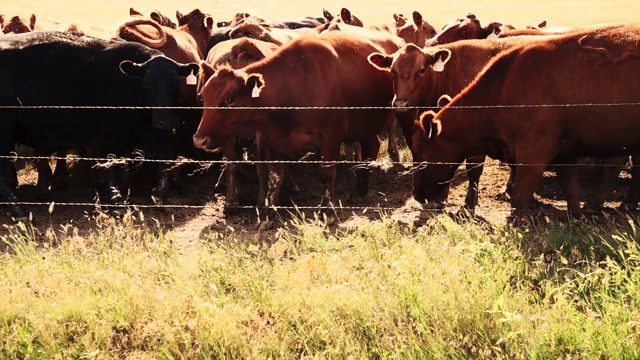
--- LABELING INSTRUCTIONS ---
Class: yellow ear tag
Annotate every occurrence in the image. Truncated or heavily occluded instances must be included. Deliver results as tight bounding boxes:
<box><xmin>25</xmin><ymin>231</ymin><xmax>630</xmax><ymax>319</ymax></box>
<box><xmin>186</xmin><ymin>70</ymin><xmax>197</xmax><ymax>86</ymax></box>
<box><xmin>251</xmin><ymin>82</ymin><xmax>261</xmax><ymax>98</ymax></box>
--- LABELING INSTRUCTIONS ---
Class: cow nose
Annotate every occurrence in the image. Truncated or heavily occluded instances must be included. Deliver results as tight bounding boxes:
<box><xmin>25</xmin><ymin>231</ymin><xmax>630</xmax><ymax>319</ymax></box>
<box><xmin>393</xmin><ymin>99</ymin><xmax>410</xmax><ymax>111</ymax></box>
<box><xmin>193</xmin><ymin>134</ymin><xmax>210</xmax><ymax>149</ymax></box>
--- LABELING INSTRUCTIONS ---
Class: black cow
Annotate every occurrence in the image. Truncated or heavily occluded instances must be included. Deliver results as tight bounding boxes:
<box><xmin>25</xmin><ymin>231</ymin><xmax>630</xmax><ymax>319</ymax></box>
<box><xmin>0</xmin><ymin>31</ymin><xmax>199</xmax><ymax>219</ymax></box>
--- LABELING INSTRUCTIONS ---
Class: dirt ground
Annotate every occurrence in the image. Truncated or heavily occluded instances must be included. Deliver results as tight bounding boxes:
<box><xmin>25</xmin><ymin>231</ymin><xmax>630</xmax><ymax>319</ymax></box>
<box><xmin>2</xmin><ymin>132</ymin><xmax>636</xmax><ymax>246</ymax></box>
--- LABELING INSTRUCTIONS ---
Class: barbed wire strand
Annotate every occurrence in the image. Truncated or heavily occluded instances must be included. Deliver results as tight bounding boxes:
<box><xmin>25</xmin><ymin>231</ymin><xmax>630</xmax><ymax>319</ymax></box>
<box><xmin>2</xmin><ymin>103</ymin><xmax>640</xmax><ymax>110</ymax></box>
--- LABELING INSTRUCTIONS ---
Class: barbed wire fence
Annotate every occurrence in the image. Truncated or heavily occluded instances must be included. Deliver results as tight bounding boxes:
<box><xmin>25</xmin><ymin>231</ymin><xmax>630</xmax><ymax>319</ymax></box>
<box><xmin>0</xmin><ymin>103</ymin><xmax>638</xmax><ymax>216</ymax></box>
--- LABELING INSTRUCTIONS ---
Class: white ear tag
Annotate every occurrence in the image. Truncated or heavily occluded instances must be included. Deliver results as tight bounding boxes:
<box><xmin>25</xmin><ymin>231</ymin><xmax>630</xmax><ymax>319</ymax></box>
<box><xmin>251</xmin><ymin>83</ymin><xmax>261</xmax><ymax>98</ymax></box>
<box><xmin>186</xmin><ymin>70</ymin><xmax>197</xmax><ymax>86</ymax></box>
<box><xmin>431</xmin><ymin>57</ymin><xmax>445</xmax><ymax>72</ymax></box>
<box><xmin>487</xmin><ymin>28</ymin><xmax>500</xmax><ymax>39</ymax></box>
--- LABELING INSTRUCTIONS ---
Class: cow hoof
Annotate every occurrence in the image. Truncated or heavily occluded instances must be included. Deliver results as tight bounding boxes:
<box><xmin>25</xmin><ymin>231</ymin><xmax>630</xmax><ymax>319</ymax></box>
<box><xmin>257</xmin><ymin>219</ymin><xmax>275</xmax><ymax>231</ymax></box>
<box><xmin>495</xmin><ymin>192</ymin><xmax>511</xmax><ymax>202</ymax></box>
<box><xmin>151</xmin><ymin>195</ymin><xmax>166</xmax><ymax>213</ymax></box>
<box><xmin>7</xmin><ymin>205</ymin><xmax>28</xmax><ymax>222</ymax></box>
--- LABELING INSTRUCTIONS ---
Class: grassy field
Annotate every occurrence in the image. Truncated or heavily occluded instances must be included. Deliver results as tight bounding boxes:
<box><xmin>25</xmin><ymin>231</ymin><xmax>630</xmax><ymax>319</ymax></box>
<box><xmin>3</xmin><ymin>0</ymin><xmax>640</xmax><ymax>358</ymax></box>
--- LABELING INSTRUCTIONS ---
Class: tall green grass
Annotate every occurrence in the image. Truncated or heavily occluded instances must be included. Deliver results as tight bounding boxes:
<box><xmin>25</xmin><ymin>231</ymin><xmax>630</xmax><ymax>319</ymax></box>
<box><xmin>1</xmin><ymin>212</ymin><xmax>640</xmax><ymax>358</ymax></box>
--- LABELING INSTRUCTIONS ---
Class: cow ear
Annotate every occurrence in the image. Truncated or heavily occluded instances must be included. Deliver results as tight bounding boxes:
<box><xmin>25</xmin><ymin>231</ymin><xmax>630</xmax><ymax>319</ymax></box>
<box><xmin>412</xmin><ymin>11</ymin><xmax>423</xmax><ymax>26</ymax></box>
<box><xmin>537</xmin><ymin>20</ymin><xmax>547</xmax><ymax>28</ymax></box>
<box><xmin>484</xmin><ymin>21</ymin><xmax>503</xmax><ymax>38</ymax></box>
<box><xmin>204</xmin><ymin>16</ymin><xmax>214</xmax><ymax>30</ymax></box>
<box><xmin>340</xmin><ymin>8</ymin><xmax>352</xmax><ymax>24</ymax></box>
<box><xmin>29</xmin><ymin>14</ymin><xmax>36</xmax><ymax>30</ymax></box>
<box><xmin>177</xmin><ymin>62</ymin><xmax>200</xmax><ymax>77</ymax></box>
<box><xmin>119</xmin><ymin>60</ymin><xmax>145</xmax><ymax>77</ymax></box>
<box><xmin>429</xmin><ymin>49</ymin><xmax>451</xmax><ymax>72</ymax></box>
<box><xmin>245</xmin><ymin>73</ymin><xmax>264</xmax><ymax>98</ymax></box>
<box><xmin>322</xmin><ymin>9</ymin><xmax>333</xmax><ymax>22</ymax></box>
<box><xmin>129</xmin><ymin>7</ymin><xmax>143</xmax><ymax>17</ymax></box>
<box><xmin>176</xmin><ymin>11</ymin><xmax>183</xmax><ymax>24</ymax></box>
<box><xmin>368</xmin><ymin>52</ymin><xmax>394</xmax><ymax>71</ymax></box>
<box><xmin>393</xmin><ymin>14</ymin><xmax>406</xmax><ymax>27</ymax></box>
<box><xmin>199</xmin><ymin>60</ymin><xmax>216</xmax><ymax>83</ymax></box>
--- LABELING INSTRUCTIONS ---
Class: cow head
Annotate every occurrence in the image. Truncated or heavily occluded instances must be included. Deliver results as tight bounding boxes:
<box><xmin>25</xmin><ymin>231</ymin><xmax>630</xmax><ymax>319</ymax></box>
<box><xmin>411</xmin><ymin>110</ymin><xmax>457</xmax><ymax>209</ymax></box>
<box><xmin>176</xmin><ymin>9</ymin><xmax>214</xmax><ymax>56</ymax></box>
<box><xmin>393</xmin><ymin>13</ymin><xmax>408</xmax><ymax>28</ymax></box>
<box><xmin>396</xmin><ymin>11</ymin><xmax>437</xmax><ymax>46</ymax></box>
<box><xmin>319</xmin><ymin>8</ymin><xmax>364</xmax><ymax>31</ymax></box>
<box><xmin>150</xmin><ymin>10</ymin><xmax>177</xmax><ymax>29</ymax></box>
<box><xmin>193</xmin><ymin>66</ymin><xmax>265</xmax><ymax>152</ymax></box>
<box><xmin>424</xmin><ymin>13</ymin><xmax>502</xmax><ymax>46</ymax></box>
<box><xmin>218</xmin><ymin>12</ymin><xmax>252</xmax><ymax>28</ymax></box>
<box><xmin>0</xmin><ymin>14</ymin><xmax>36</xmax><ymax>34</ymax></box>
<box><xmin>368</xmin><ymin>44</ymin><xmax>451</xmax><ymax>112</ymax></box>
<box><xmin>120</xmin><ymin>56</ymin><xmax>200</xmax><ymax>130</ymax></box>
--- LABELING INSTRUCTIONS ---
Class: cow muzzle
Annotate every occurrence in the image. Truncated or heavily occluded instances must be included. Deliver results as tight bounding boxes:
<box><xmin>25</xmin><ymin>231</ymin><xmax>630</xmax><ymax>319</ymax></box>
<box><xmin>193</xmin><ymin>134</ymin><xmax>223</xmax><ymax>153</ymax></box>
<box><xmin>393</xmin><ymin>99</ymin><xmax>411</xmax><ymax>112</ymax></box>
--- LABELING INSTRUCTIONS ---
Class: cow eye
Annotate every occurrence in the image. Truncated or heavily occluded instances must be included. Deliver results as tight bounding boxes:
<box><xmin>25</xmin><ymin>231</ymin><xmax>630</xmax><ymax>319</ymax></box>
<box><xmin>418</xmin><ymin>67</ymin><xmax>426</xmax><ymax>75</ymax></box>
<box><xmin>224</xmin><ymin>95</ymin><xmax>236</xmax><ymax>106</ymax></box>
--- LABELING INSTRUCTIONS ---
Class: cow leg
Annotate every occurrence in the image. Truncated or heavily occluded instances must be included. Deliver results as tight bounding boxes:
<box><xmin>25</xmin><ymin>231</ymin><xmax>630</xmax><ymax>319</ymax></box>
<box><xmin>257</xmin><ymin>150</ymin><xmax>286</xmax><ymax>230</ymax></box>
<box><xmin>351</xmin><ymin>136</ymin><xmax>380</xmax><ymax>201</ymax></box>
<box><xmin>316</xmin><ymin>136</ymin><xmax>344</xmax><ymax>225</ymax></box>
<box><xmin>0</xmin><ymin>135</ymin><xmax>26</xmax><ymax>220</ymax></box>
<box><xmin>585</xmin><ymin>156</ymin><xmax>627</xmax><ymax>212</ymax></box>
<box><xmin>385</xmin><ymin>116</ymin><xmax>400</xmax><ymax>163</ymax></box>
<box><xmin>151</xmin><ymin>133</ymin><xmax>175</xmax><ymax>207</ymax></box>
<box><xmin>497</xmin><ymin>165</ymin><xmax>515</xmax><ymax>201</ymax></box>
<box><xmin>623</xmin><ymin>154</ymin><xmax>640</xmax><ymax>210</ymax></box>
<box><xmin>0</xmin><ymin>158</ymin><xmax>26</xmax><ymax>221</ymax></box>
<box><xmin>51</xmin><ymin>150</ymin><xmax>69</xmax><ymax>191</ymax></box>
<box><xmin>255</xmin><ymin>131</ymin><xmax>268</xmax><ymax>207</ymax></box>
<box><xmin>510</xmin><ymin>163</ymin><xmax>548</xmax><ymax>217</ymax></box>
<box><xmin>221</xmin><ymin>138</ymin><xmax>240</xmax><ymax>212</ymax></box>
<box><xmin>463</xmin><ymin>155</ymin><xmax>485</xmax><ymax>212</ymax></box>
<box><xmin>35</xmin><ymin>150</ymin><xmax>53</xmax><ymax>200</ymax></box>
<box><xmin>554</xmin><ymin>161</ymin><xmax>582</xmax><ymax>216</ymax></box>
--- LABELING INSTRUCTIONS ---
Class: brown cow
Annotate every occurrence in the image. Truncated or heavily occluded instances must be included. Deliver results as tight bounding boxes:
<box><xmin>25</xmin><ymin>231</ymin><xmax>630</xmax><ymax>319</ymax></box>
<box><xmin>368</xmin><ymin>36</ymin><xmax>557</xmax><ymax>211</ymax></box>
<box><xmin>411</xmin><ymin>24</ymin><xmax>640</xmax><ymax>216</ymax></box>
<box><xmin>395</xmin><ymin>11</ymin><xmax>437</xmax><ymax>46</ymax></box>
<box><xmin>129</xmin><ymin>7</ymin><xmax>177</xmax><ymax>29</ymax></box>
<box><xmin>176</xmin><ymin>9</ymin><xmax>214</xmax><ymax>59</ymax></box>
<box><xmin>371</xmin><ymin>13</ymin><xmax>408</xmax><ymax>33</ymax></box>
<box><xmin>319</xmin><ymin>8</ymin><xmax>364</xmax><ymax>30</ymax></box>
<box><xmin>0</xmin><ymin>14</ymin><xmax>35</xmax><ymax>34</ymax></box>
<box><xmin>194</xmin><ymin>32</ymin><xmax>396</xmax><ymax>226</ymax></box>
<box><xmin>204</xmin><ymin>38</ymin><xmax>281</xmax><ymax>209</ymax></box>
<box><xmin>424</xmin><ymin>13</ymin><xmax>504</xmax><ymax>46</ymax></box>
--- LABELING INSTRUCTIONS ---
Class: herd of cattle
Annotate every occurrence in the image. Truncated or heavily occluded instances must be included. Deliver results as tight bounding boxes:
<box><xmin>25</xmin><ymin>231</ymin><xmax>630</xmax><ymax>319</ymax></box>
<box><xmin>1</xmin><ymin>7</ymin><xmax>639</xmax><ymax>224</ymax></box>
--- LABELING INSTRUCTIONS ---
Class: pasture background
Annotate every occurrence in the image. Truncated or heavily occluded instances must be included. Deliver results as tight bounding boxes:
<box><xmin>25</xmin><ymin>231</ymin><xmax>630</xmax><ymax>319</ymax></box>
<box><xmin>3</xmin><ymin>1</ymin><xmax>640</xmax><ymax>359</ymax></box>
<box><xmin>6</xmin><ymin>0</ymin><xmax>640</xmax><ymax>30</ymax></box>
